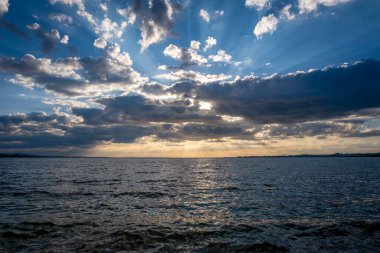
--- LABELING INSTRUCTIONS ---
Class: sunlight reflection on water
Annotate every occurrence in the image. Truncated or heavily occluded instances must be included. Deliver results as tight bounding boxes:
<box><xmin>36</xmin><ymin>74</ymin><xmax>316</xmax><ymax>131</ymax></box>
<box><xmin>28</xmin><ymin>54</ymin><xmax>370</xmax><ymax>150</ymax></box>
<box><xmin>0</xmin><ymin>157</ymin><xmax>380</xmax><ymax>252</ymax></box>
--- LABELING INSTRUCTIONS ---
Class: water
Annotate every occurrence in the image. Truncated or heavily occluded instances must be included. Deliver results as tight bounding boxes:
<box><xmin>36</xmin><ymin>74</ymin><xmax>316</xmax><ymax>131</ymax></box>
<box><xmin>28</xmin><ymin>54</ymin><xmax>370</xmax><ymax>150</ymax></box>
<box><xmin>0</xmin><ymin>157</ymin><xmax>379</xmax><ymax>252</ymax></box>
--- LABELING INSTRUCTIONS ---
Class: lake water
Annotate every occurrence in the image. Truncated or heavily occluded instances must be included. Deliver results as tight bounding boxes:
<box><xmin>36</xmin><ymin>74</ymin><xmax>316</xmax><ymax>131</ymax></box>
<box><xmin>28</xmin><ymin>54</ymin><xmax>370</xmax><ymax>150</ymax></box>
<box><xmin>0</xmin><ymin>157</ymin><xmax>380</xmax><ymax>252</ymax></box>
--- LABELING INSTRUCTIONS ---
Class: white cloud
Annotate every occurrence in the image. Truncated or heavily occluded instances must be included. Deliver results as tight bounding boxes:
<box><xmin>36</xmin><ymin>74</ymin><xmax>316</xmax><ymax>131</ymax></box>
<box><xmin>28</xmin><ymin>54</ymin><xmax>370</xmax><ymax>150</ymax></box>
<box><xmin>156</xmin><ymin>70</ymin><xmax>231</xmax><ymax>83</ymax></box>
<box><xmin>94</xmin><ymin>37</ymin><xmax>107</xmax><ymax>49</ymax></box>
<box><xmin>163</xmin><ymin>42</ymin><xmax>207</xmax><ymax>66</ymax></box>
<box><xmin>117</xmin><ymin>8</ymin><xmax>137</xmax><ymax>24</ymax></box>
<box><xmin>199</xmin><ymin>9</ymin><xmax>224</xmax><ymax>23</ymax></box>
<box><xmin>48</xmin><ymin>0</ymin><xmax>96</xmax><ymax>25</ymax></box>
<box><xmin>253</xmin><ymin>14</ymin><xmax>278</xmax><ymax>39</ymax></box>
<box><xmin>158</xmin><ymin>65</ymin><xmax>168</xmax><ymax>70</ymax></box>
<box><xmin>281</xmin><ymin>4</ymin><xmax>295</xmax><ymax>20</ymax></box>
<box><xmin>139</xmin><ymin>20</ymin><xmax>168</xmax><ymax>52</ymax></box>
<box><xmin>298</xmin><ymin>0</ymin><xmax>350</xmax><ymax>14</ymax></box>
<box><xmin>208</xmin><ymin>50</ymin><xmax>232</xmax><ymax>63</ymax></box>
<box><xmin>27</xmin><ymin>22</ymin><xmax>40</xmax><ymax>30</ymax></box>
<box><xmin>48</xmin><ymin>0</ymin><xmax>84</xmax><ymax>8</ymax></box>
<box><xmin>60</xmin><ymin>35</ymin><xmax>69</xmax><ymax>44</ymax></box>
<box><xmin>99</xmin><ymin>2</ymin><xmax>108</xmax><ymax>12</ymax></box>
<box><xmin>190</xmin><ymin>40</ymin><xmax>201</xmax><ymax>50</ymax></box>
<box><xmin>49</xmin><ymin>13</ymin><xmax>74</xmax><ymax>24</ymax></box>
<box><xmin>163</xmin><ymin>44</ymin><xmax>182</xmax><ymax>59</ymax></box>
<box><xmin>8</xmin><ymin>74</ymin><xmax>36</xmax><ymax>89</ymax></box>
<box><xmin>199</xmin><ymin>9</ymin><xmax>210</xmax><ymax>22</ymax></box>
<box><xmin>203</xmin><ymin>36</ymin><xmax>217</xmax><ymax>51</ymax></box>
<box><xmin>0</xmin><ymin>0</ymin><xmax>9</xmax><ymax>15</ymax></box>
<box><xmin>215</xmin><ymin>10</ymin><xmax>224</xmax><ymax>16</ymax></box>
<box><xmin>76</xmin><ymin>9</ymin><xmax>96</xmax><ymax>25</ymax></box>
<box><xmin>106</xmin><ymin>43</ymin><xmax>133</xmax><ymax>66</ymax></box>
<box><xmin>96</xmin><ymin>17</ymin><xmax>127</xmax><ymax>40</ymax></box>
<box><xmin>245</xmin><ymin>0</ymin><xmax>268</xmax><ymax>10</ymax></box>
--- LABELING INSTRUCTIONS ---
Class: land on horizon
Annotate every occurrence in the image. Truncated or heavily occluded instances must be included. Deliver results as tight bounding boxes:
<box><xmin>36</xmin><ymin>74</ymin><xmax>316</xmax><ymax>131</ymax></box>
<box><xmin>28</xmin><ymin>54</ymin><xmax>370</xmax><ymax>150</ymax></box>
<box><xmin>1</xmin><ymin>152</ymin><xmax>380</xmax><ymax>159</ymax></box>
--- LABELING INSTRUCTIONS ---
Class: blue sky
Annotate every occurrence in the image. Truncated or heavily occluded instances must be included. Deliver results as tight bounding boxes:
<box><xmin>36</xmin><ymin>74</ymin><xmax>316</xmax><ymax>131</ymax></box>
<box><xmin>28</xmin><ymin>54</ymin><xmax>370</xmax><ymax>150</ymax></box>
<box><xmin>0</xmin><ymin>0</ymin><xmax>380</xmax><ymax>157</ymax></box>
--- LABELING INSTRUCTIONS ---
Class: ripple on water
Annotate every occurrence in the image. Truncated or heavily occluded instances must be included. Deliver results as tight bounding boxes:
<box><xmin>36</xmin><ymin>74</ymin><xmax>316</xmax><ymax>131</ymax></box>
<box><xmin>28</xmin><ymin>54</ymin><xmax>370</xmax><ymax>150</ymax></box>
<box><xmin>0</xmin><ymin>157</ymin><xmax>379</xmax><ymax>252</ymax></box>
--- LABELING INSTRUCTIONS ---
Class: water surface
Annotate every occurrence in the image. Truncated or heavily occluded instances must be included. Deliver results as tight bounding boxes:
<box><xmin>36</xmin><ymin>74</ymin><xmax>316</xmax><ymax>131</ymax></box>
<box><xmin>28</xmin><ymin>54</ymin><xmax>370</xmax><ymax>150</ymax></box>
<box><xmin>1</xmin><ymin>157</ymin><xmax>380</xmax><ymax>252</ymax></box>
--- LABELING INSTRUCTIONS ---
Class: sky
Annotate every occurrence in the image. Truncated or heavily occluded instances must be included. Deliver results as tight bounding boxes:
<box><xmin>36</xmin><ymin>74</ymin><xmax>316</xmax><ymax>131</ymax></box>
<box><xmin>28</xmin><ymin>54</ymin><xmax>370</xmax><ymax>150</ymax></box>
<box><xmin>0</xmin><ymin>0</ymin><xmax>380</xmax><ymax>157</ymax></box>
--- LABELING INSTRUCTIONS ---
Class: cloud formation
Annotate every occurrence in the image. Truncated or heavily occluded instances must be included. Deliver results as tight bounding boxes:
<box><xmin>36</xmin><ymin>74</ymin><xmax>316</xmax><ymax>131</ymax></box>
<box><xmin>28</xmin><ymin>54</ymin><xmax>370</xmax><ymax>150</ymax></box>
<box><xmin>298</xmin><ymin>0</ymin><xmax>350</xmax><ymax>14</ymax></box>
<box><xmin>171</xmin><ymin>60</ymin><xmax>380</xmax><ymax>124</ymax></box>
<box><xmin>2</xmin><ymin>60</ymin><xmax>380</xmax><ymax>151</ymax></box>
<box><xmin>204</xmin><ymin>36</ymin><xmax>217</xmax><ymax>51</ymax></box>
<box><xmin>254</xmin><ymin>14</ymin><xmax>278</xmax><ymax>38</ymax></box>
<box><xmin>49</xmin><ymin>13</ymin><xmax>74</xmax><ymax>25</ymax></box>
<box><xmin>0</xmin><ymin>0</ymin><xmax>9</xmax><ymax>16</ymax></box>
<box><xmin>27</xmin><ymin>23</ymin><xmax>65</xmax><ymax>54</ymax></box>
<box><xmin>128</xmin><ymin>0</ymin><xmax>181</xmax><ymax>51</ymax></box>
<box><xmin>208</xmin><ymin>50</ymin><xmax>232</xmax><ymax>63</ymax></box>
<box><xmin>245</xmin><ymin>0</ymin><xmax>269</xmax><ymax>10</ymax></box>
<box><xmin>0</xmin><ymin>49</ymin><xmax>145</xmax><ymax>96</ymax></box>
<box><xmin>163</xmin><ymin>41</ymin><xmax>207</xmax><ymax>67</ymax></box>
<box><xmin>199</xmin><ymin>9</ymin><xmax>210</xmax><ymax>22</ymax></box>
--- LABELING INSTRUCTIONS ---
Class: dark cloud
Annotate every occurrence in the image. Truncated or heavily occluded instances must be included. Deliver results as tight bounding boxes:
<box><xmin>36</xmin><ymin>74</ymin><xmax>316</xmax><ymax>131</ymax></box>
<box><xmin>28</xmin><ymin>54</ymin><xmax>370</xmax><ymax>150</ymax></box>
<box><xmin>0</xmin><ymin>112</ymin><xmax>67</xmax><ymax>129</ymax></box>
<box><xmin>140</xmin><ymin>83</ymin><xmax>166</xmax><ymax>94</ymax></box>
<box><xmin>2</xmin><ymin>60</ymin><xmax>380</xmax><ymax>150</ymax></box>
<box><xmin>0</xmin><ymin>19</ymin><xmax>28</xmax><ymax>38</ymax></box>
<box><xmin>0</xmin><ymin>112</ymin><xmax>156</xmax><ymax>149</ymax></box>
<box><xmin>0</xmin><ymin>54</ymin><xmax>85</xmax><ymax>96</ymax></box>
<box><xmin>168</xmin><ymin>60</ymin><xmax>380</xmax><ymax>124</ymax></box>
<box><xmin>0</xmin><ymin>54</ymin><xmax>143</xmax><ymax>96</ymax></box>
<box><xmin>72</xmin><ymin>94</ymin><xmax>221</xmax><ymax>124</ymax></box>
<box><xmin>128</xmin><ymin>0</ymin><xmax>181</xmax><ymax>50</ymax></box>
<box><xmin>79</xmin><ymin>57</ymin><xmax>136</xmax><ymax>83</ymax></box>
<box><xmin>27</xmin><ymin>23</ymin><xmax>62</xmax><ymax>54</ymax></box>
<box><xmin>178</xmin><ymin>123</ymin><xmax>246</xmax><ymax>140</ymax></box>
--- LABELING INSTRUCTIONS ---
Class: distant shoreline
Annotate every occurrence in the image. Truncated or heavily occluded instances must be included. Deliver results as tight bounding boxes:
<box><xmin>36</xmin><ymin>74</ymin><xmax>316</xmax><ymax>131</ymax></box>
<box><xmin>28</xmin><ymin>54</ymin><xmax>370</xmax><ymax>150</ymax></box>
<box><xmin>1</xmin><ymin>152</ymin><xmax>380</xmax><ymax>158</ymax></box>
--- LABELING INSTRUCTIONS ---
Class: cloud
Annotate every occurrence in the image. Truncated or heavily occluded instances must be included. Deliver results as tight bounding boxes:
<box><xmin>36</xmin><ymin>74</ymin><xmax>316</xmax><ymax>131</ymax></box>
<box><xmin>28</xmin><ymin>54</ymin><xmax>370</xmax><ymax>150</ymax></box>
<box><xmin>203</xmin><ymin>36</ymin><xmax>217</xmax><ymax>51</ymax></box>
<box><xmin>254</xmin><ymin>14</ymin><xmax>278</xmax><ymax>39</ymax></box>
<box><xmin>172</xmin><ymin>60</ymin><xmax>380</xmax><ymax>124</ymax></box>
<box><xmin>72</xmin><ymin>94</ymin><xmax>220</xmax><ymax>125</ymax></box>
<box><xmin>163</xmin><ymin>41</ymin><xmax>207</xmax><ymax>67</ymax></box>
<box><xmin>156</xmin><ymin>69</ymin><xmax>232</xmax><ymax>83</ymax></box>
<box><xmin>0</xmin><ymin>52</ymin><xmax>145</xmax><ymax>96</ymax></box>
<box><xmin>245</xmin><ymin>0</ymin><xmax>269</xmax><ymax>10</ymax></box>
<box><xmin>60</xmin><ymin>34</ymin><xmax>69</xmax><ymax>44</ymax></box>
<box><xmin>48</xmin><ymin>13</ymin><xmax>74</xmax><ymax>25</ymax></box>
<box><xmin>117</xmin><ymin>8</ymin><xmax>137</xmax><ymax>24</ymax></box>
<box><xmin>2</xmin><ymin>60</ymin><xmax>380</xmax><ymax>150</ymax></box>
<box><xmin>298</xmin><ymin>0</ymin><xmax>350</xmax><ymax>14</ymax></box>
<box><xmin>48</xmin><ymin>0</ymin><xmax>96</xmax><ymax>25</ymax></box>
<box><xmin>27</xmin><ymin>23</ymin><xmax>64</xmax><ymax>54</ymax></box>
<box><xmin>99</xmin><ymin>2</ymin><xmax>108</xmax><ymax>12</ymax></box>
<box><xmin>208</xmin><ymin>50</ymin><xmax>232</xmax><ymax>63</ymax></box>
<box><xmin>94</xmin><ymin>37</ymin><xmax>107</xmax><ymax>48</ymax></box>
<box><xmin>174</xmin><ymin>123</ymin><xmax>247</xmax><ymax>141</ymax></box>
<box><xmin>281</xmin><ymin>4</ymin><xmax>295</xmax><ymax>20</ymax></box>
<box><xmin>0</xmin><ymin>0</ymin><xmax>9</xmax><ymax>16</ymax></box>
<box><xmin>95</xmin><ymin>17</ymin><xmax>127</xmax><ymax>40</ymax></box>
<box><xmin>199</xmin><ymin>9</ymin><xmax>210</xmax><ymax>22</ymax></box>
<box><xmin>128</xmin><ymin>0</ymin><xmax>181</xmax><ymax>51</ymax></box>
<box><xmin>0</xmin><ymin>111</ymin><xmax>155</xmax><ymax>149</ymax></box>
<box><xmin>105</xmin><ymin>43</ymin><xmax>133</xmax><ymax>66</ymax></box>
<box><xmin>199</xmin><ymin>9</ymin><xmax>224</xmax><ymax>23</ymax></box>
<box><xmin>0</xmin><ymin>19</ymin><xmax>28</xmax><ymax>38</ymax></box>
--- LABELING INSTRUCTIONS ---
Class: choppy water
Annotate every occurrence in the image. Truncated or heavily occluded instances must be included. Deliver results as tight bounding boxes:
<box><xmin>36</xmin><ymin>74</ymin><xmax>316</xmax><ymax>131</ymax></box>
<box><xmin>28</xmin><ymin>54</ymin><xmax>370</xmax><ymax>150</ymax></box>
<box><xmin>0</xmin><ymin>157</ymin><xmax>380</xmax><ymax>252</ymax></box>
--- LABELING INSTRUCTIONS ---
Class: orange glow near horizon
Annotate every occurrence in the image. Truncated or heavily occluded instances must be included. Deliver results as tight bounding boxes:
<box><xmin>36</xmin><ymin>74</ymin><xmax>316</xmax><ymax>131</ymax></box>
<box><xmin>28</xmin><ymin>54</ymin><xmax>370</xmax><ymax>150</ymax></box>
<box><xmin>81</xmin><ymin>136</ymin><xmax>380</xmax><ymax>158</ymax></box>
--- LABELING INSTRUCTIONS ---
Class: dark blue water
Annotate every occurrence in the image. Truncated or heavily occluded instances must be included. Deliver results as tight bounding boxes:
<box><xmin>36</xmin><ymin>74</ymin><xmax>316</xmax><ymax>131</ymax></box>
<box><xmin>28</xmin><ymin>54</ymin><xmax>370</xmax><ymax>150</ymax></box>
<box><xmin>0</xmin><ymin>157</ymin><xmax>380</xmax><ymax>252</ymax></box>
